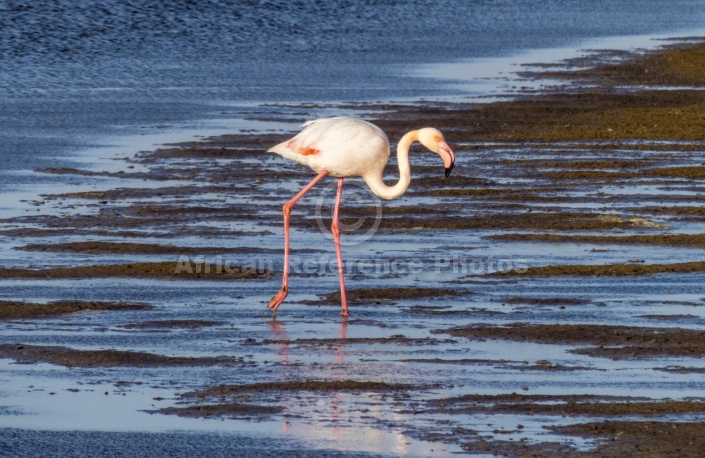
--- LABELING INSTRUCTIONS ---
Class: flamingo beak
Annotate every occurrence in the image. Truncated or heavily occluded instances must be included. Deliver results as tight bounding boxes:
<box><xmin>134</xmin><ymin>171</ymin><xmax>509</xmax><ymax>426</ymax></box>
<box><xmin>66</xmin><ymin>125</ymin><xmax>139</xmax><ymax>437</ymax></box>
<box><xmin>445</xmin><ymin>161</ymin><xmax>455</xmax><ymax>178</ymax></box>
<box><xmin>439</xmin><ymin>141</ymin><xmax>455</xmax><ymax>178</ymax></box>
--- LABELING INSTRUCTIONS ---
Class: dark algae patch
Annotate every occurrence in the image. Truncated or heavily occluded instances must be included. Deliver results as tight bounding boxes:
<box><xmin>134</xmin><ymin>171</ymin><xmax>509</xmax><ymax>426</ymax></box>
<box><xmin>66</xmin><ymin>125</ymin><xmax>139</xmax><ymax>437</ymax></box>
<box><xmin>0</xmin><ymin>344</ymin><xmax>243</xmax><ymax>367</ymax></box>
<box><xmin>657</xmin><ymin>366</ymin><xmax>705</xmax><ymax>374</ymax></box>
<box><xmin>0</xmin><ymin>300</ymin><xmax>153</xmax><ymax>320</ymax></box>
<box><xmin>424</xmin><ymin>393</ymin><xmax>705</xmax><ymax>416</ymax></box>
<box><xmin>0</xmin><ymin>261</ymin><xmax>270</xmax><ymax>280</ymax></box>
<box><xmin>154</xmin><ymin>402</ymin><xmax>281</xmax><ymax>419</ymax></box>
<box><xmin>16</xmin><ymin>241</ymin><xmax>262</xmax><ymax>255</ymax></box>
<box><xmin>402</xmin><ymin>305</ymin><xmax>503</xmax><ymax>316</ymax></box>
<box><xmin>262</xmin><ymin>336</ymin><xmax>456</xmax><ymax>347</ymax></box>
<box><xmin>498</xmin><ymin>296</ymin><xmax>591</xmax><ymax>306</ymax></box>
<box><xmin>397</xmin><ymin>358</ymin><xmax>588</xmax><ymax>371</ymax></box>
<box><xmin>543</xmin><ymin>165</ymin><xmax>705</xmax><ymax>181</ymax></box>
<box><xmin>182</xmin><ymin>380</ymin><xmax>414</xmax><ymax>398</ymax></box>
<box><xmin>306</xmin><ymin>287</ymin><xmax>461</xmax><ymax>305</ymax></box>
<box><xmin>118</xmin><ymin>320</ymin><xmax>223</xmax><ymax>329</ymax></box>
<box><xmin>547</xmin><ymin>421</ymin><xmax>705</xmax><ymax>458</ymax></box>
<box><xmin>378</xmin><ymin>211</ymin><xmax>645</xmax><ymax>231</ymax></box>
<box><xmin>639</xmin><ymin>313</ymin><xmax>699</xmax><ymax>322</ymax></box>
<box><xmin>489</xmin><ymin>233</ymin><xmax>705</xmax><ymax>249</ymax></box>
<box><xmin>458</xmin><ymin>420</ymin><xmax>705</xmax><ymax>457</ymax></box>
<box><xmin>495</xmin><ymin>260</ymin><xmax>705</xmax><ymax>277</ymax></box>
<box><xmin>440</xmin><ymin>323</ymin><xmax>705</xmax><ymax>358</ymax></box>
<box><xmin>529</xmin><ymin>40</ymin><xmax>705</xmax><ymax>87</ymax></box>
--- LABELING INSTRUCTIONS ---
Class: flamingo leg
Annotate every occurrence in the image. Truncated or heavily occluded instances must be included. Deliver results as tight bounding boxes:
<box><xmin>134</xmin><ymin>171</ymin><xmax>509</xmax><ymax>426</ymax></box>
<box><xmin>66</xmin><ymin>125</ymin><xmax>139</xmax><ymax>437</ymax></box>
<box><xmin>331</xmin><ymin>177</ymin><xmax>349</xmax><ymax>316</ymax></box>
<box><xmin>268</xmin><ymin>170</ymin><xmax>329</xmax><ymax>316</ymax></box>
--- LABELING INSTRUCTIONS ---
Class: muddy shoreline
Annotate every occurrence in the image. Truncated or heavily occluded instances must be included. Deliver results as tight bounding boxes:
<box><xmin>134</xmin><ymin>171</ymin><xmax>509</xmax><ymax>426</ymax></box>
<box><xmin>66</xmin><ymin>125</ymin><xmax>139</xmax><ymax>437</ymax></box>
<box><xmin>2</xmin><ymin>39</ymin><xmax>705</xmax><ymax>456</ymax></box>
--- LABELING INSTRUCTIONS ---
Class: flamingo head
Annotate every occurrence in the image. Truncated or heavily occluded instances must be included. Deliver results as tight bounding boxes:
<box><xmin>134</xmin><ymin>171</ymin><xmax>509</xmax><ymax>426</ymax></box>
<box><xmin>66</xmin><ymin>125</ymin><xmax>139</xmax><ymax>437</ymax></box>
<box><xmin>418</xmin><ymin>128</ymin><xmax>455</xmax><ymax>177</ymax></box>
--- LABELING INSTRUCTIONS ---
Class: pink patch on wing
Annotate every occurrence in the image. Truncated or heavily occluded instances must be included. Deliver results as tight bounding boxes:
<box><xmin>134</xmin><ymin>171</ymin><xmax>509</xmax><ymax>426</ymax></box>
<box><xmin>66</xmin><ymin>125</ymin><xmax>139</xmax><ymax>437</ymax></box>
<box><xmin>300</xmin><ymin>146</ymin><xmax>319</xmax><ymax>155</ymax></box>
<box><xmin>288</xmin><ymin>140</ymin><xmax>319</xmax><ymax>156</ymax></box>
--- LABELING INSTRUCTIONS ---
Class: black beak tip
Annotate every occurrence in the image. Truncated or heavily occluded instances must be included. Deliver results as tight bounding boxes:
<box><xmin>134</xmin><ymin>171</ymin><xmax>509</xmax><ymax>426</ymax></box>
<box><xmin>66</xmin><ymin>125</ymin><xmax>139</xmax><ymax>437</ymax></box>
<box><xmin>444</xmin><ymin>162</ymin><xmax>455</xmax><ymax>178</ymax></box>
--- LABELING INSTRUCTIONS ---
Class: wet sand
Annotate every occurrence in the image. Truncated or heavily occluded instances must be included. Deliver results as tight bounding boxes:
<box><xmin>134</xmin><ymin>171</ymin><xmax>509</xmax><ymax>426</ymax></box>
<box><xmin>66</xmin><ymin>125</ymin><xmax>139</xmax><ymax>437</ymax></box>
<box><xmin>2</xmin><ymin>39</ymin><xmax>705</xmax><ymax>456</ymax></box>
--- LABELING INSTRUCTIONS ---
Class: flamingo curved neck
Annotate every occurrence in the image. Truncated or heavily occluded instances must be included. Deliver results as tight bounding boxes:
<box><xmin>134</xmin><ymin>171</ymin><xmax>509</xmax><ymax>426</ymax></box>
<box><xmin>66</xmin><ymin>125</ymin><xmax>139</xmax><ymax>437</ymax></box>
<box><xmin>363</xmin><ymin>130</ymin><xmax>418</xmax><ymax>200</ymax></box>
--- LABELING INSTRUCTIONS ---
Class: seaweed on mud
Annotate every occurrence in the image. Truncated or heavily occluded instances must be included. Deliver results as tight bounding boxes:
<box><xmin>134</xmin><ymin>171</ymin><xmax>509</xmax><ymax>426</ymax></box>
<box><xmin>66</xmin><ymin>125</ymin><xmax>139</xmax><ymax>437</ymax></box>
<box><xmin>488</xmin><ymin>233</ymin><xmax>705</xmax><ymax>248</ymax></box>
<box><xmin>1</xmin><ymin>227</ymin><xmax>273</xmax><ymax>239</ymax></box>
<box><xmin>396</xmin><ymin>358</ymin><xmax>589</xmax><ymax>371</ymax></box>
<box><xmin>38</xmin><ymin>167</ymin><xmax>173</xmax><ymax>181</ymax></box>
<box><xmin>439</xmin><ymin>323</ymin><xmax>705</xmax><ymax>358</ymax></box>
<box><xmin>547</xmin><ymin>421</ymin><xmax>705</xmax><ymax>458</ymax></box>
<box><xmin>497</xmin><ymin>296</ymin><xmax>591</xmax><ymax>306</ymax></box>
<box><xmin>262</xmin><ymin>336</ymin><xmax>457</xmax><ymax>347</ymax></box>
<box><xmin>494</xmin><ymin>260</ymin><xmax>705</xmax><ymax>277</ymax></box>
<box><xmin>424</xmin><ymin>393</ymin><xmax>705</xmax><ymax>416</ymax></box>
<box><xmin>152</xmin><ymin>403</ymin><xmax>281</xmax><ymax>418</ymax></box>
<box><xmin>655</xmin><ymin>366</ymin><xmax>705</xmax><ymax>374</ymax></box>
<box><xmin>0</xmin><ymin>344</ymin><xmax>244</xmax><ymax>367</ymax></box>
<box><xmin>457</xmin><ymin>420</ymin><xmax>705</xmax><ymax>457</ymax></box>
<box><xmin>118</xmin><ymin>320</ymin><xmax>224</xmax><ymax>329</ymax></box>
<box><xmin>639</xmin><ymin>314</ymin><xmax>699</xmax><ymax>321</ymax></box>
<box><xmin>402</xmin><ymin>305</ymin><xmax>504</xmax><ymax>316</ymax></box>
<box><xmin>0</xmin><ymin>261</ymin><xmax>270</xmax><ymax>280</ymax></box>
<box><xmin>182</xmin><ymin>380</ymin><xmax>415</xmax><ymax>399</ymax></box>
<box><xmin>526</xmin><ymin>39</ymin><xmax>705</xmax><ymax>87</ymax></box>
<box><xmin>15</xmin><ymin>241</ymin><xmax>298</xmax><ymax>255</ymax></box>
<box><xmin>376</xmin><ymin>211</ymin><xmax>655</xmax><ymax>231</ymax></box>
<box><xmin>303</xmin><ymin>287</ymin><xmax>462</xmax><ymax>306</ymax></box>
<box><xmin>516</xmin><ymin>159</ymin><xmax>656</xmax><ymax>170</ymax></box>
<box><xmin>544</xmin><ymin>166</ymin><xmax>705</xmax><ymax>181</ymax></box>
<box><xmin>0</xmin><ymin>300</ymin><xmax>153</xmax><ymax>320</ymax></box>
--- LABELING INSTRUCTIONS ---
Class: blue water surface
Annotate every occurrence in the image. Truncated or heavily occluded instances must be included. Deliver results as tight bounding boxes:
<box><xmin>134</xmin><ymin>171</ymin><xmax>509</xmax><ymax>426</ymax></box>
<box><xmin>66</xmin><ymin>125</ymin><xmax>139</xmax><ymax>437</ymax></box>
<box><xmin>0</xmin><ymin>0</ymin><xmax>704</xmax><ymax>184</ymax></box>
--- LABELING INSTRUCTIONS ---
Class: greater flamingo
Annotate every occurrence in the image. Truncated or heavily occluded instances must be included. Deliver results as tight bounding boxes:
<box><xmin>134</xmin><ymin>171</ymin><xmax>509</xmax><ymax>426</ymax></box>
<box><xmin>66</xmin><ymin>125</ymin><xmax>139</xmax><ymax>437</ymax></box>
<box><xmin>266</xmin><ymin>117</ymin><xmax>455</xmax><ymax>317</ymax></box>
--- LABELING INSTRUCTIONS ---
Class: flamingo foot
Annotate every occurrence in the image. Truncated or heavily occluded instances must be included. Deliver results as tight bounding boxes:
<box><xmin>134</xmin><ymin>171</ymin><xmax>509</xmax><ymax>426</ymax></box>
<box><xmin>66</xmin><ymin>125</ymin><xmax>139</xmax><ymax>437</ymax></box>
<box><xmin>340</xmin><ymin>290</ymin><xmax>349</xmax><ymax>316</ymax></box>
<box><xmin>267</xmin><ymin>286</ymin><xmax>288</xmax><ymax>316</ymax></box>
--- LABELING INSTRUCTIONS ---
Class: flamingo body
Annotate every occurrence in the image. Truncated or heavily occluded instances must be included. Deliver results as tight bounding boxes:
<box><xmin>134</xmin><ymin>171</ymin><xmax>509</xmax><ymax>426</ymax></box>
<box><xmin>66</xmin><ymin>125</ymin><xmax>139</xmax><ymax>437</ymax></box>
<box><xmin>266</xmin><ymin>116</ymin><xmax>455</xmax><ymax>317</ymax></box>
<box><xmin>269</xmin><ymin>117</ymin><xmax>390</xmax><ymax>178</ymax></box>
